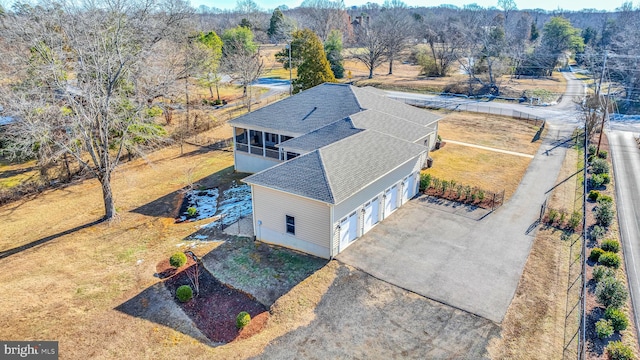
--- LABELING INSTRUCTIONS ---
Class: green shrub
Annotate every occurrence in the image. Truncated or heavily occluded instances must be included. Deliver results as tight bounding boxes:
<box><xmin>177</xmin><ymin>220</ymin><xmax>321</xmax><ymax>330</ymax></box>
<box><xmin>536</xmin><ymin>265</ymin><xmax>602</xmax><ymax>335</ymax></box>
<box><xmin>606</xmin><ymin>341</ymin><xmax>635</xmax><ymax>360</ymax></box>
<box><xmin>598</xmin><ymin>150</ymin><xmax>608</xmax><ymax>159</ymax></box>
<box><xmin>593</xmin><ymin>265</ymin><xmax>616</xmax><ymax>282</ymax></box>
<box><xmin>588</xmin><ymin>190</ymin><xmax>600</xmax><ymax>201</ymax></box>
<box><xmin>568</xmin><ymin>211</ymin><xmax>581</xmax><ymax>231</ymax></box>
<box><xmin>236</xmin><ymin>311</ymin><xmax>251</xmax><ymax>329</ymax></box>
<box><xmin>599</xmin><ymin>252</ymin><xmax>621</xmax><ymax>269</ymax></box>
<box><xmin>605</xmin><ymin>307</ymin><xmax>629</xmax><ymax>331</ymax></box>
<box><xmin>596</xmin><ymin>276</ymin><xmax>628</xmax><ymax>308</ymax></box>
<box><xmin>601</xmin><ymin>173</ymin><xmax>611</xmax><ymax>185</ymax></box>
<box><xmin>419</xmin><ymin>173</ymin><xmax>432</xmax><ymax>191</ymax></box>
<box><xmin>598</xmin><ymin>195</ymin><xmax>613</xmax><ymax>204</ymax></box>
<box><xmin>596</xmin><ymin>202</ymin><xmax>615</xmax><ymax>227</ymax></box>
<box><xmin>591</xmin><ymin>225</ymin><xmax>606</xmax><ymax>241</ymax></box>
<box><xmin>589</xmin><ymin>248</ymin><xmax>605</xmax><ymax>262</ymax></box>
<box><xmin>187</xmin><ymin>207</ymin><xmax>197</xmax><ymax>216</ymax></box>
<box><xmin>477</xmin><ymin>189</ymin><xmax>485</xmax><ymax>201</ymax></box>
<box><xmin>591</xmin><ymin>158</ymin><xmax>610</xmax><ymax>175</ymax></box>
<box><xmin>548</xmin><ymin>208</ymin><xmax>559</xmax><ymax>224</ymax></box>
<box><xmin>595</xmin><ymin>319</ymin><xmax>614</xmax><ymax>339</ymax></box>
<box><xmin>602</xmin><ymin>239</ymin><xmax>620</xmax><ymax>253</ymax></box>
<box><xmin>588</xmin><ymin>144</ymin><xmax>597</xmax><ymax>155</ymax></box>
<box><xmin>176</xmin><ymin>285</ymin><xmax>193</xmax><ymax>302</ymax></box>
<box><xmin>590</xmin><ymin>174</ymin><xmax>605</xmax><ymax>189</ymax></box>
<box><xmin>169</xmin><ymin>252</ymin><xmax>188</xmax><ymax>268</ymax></box>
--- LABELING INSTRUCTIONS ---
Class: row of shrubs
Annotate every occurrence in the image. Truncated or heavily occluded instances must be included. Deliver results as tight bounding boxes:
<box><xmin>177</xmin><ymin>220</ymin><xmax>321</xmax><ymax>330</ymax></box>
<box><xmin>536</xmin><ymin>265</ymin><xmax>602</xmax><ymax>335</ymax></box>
<box><xmin>420</xmin><ymin>174</ymin><xmax>496</xmax><ymax>205</ymax></box>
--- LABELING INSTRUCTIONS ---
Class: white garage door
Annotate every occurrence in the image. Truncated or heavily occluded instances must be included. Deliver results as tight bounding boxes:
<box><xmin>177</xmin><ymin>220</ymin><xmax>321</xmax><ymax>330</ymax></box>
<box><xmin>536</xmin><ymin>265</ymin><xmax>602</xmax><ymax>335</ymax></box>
<box><xmin>384</xmin><ymin>185</ymin><xmax>398</xmax><ymax>218</ymax></box>
<box><xmin>363</xmin><ymin>197</ymin><xmax>380</xmax><ymax>234</ymax></box>
<box><xmin>339</xmin><ymin>211</ymin><xmax>358</xmax><ymax>251</ymax></box>
<box><xmin>402</xmin><ymin>174</ymin><xmax>415</xmax><ymax>204</ymax></box>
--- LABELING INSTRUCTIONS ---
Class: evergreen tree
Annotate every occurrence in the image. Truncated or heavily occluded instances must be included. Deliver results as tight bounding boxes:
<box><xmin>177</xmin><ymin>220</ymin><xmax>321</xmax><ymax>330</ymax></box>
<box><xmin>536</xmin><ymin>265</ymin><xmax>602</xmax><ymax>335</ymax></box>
<box><xmin>287</xmin><ymin>29</ymin><xmax>336</xmax><ymax>93</ymax></box>
<box><xmin>324</xmin><ymin>29</ymin><xmax>344</xmax><ymax>79</ymax></box>
<box><xmin>530</xmin><ymin>21</ymin><xmax>539</xmax><ymax>42</ymax></box>
<box><xmin>268</xmin><ymin>7</ymin><xmax>286</xmax><ymax>43</ymax></box>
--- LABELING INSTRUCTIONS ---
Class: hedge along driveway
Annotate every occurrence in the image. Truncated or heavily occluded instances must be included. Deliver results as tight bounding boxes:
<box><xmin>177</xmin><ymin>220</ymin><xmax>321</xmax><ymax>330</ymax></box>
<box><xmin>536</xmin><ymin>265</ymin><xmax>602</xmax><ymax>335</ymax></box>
<box><xmin>337</xmin><ymin>123</ymin><xmax>575</xmax><ymax>323</ymax></box>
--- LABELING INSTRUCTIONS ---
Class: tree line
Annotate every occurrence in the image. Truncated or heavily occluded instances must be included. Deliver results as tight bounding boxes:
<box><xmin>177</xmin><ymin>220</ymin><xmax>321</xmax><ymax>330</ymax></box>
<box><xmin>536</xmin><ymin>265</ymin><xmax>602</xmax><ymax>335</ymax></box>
<box><xmin>1</xmin><ymin>0</ymin><xmax>639</xmax><ymax>220</ymax></box>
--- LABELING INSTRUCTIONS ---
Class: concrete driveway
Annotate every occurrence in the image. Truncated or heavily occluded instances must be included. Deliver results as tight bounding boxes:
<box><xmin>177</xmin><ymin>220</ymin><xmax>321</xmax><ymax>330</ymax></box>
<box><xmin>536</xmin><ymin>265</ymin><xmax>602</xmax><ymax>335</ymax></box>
<box><xmin>337</xmin><ymin>123</ymin><xmax>576</xmax><ymax>323</ymax></box>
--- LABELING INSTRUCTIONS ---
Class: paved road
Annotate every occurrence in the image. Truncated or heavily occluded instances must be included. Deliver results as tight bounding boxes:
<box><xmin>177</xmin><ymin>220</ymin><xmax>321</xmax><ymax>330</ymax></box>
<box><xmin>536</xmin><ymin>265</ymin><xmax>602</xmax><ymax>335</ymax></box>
<box><xmin>337</xmin><ymin>122</ymin><xmax>575</xmax><ymax>323</ymax></box>
<box><xmin>608</xmin><ymin>131</ymin><xmax>640</xmax><ymax>340</ymax></box>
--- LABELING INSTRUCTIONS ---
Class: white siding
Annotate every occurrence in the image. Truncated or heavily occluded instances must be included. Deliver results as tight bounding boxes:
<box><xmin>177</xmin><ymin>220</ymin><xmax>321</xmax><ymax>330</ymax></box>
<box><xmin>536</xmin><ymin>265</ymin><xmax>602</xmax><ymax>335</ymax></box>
<box><xmin>235</xmin><ymin>151</ymin><xmax>281</xmax><ymax>173</ymax></box>
<box><xmin>331</xmin><ymin>154</ymin><xmax>426</xmax><ymax>253</ymax></box>
<box><xmin>252</xmin><ymin>186</ymin><xmax>332</xmax><ymax>258</ymax></box>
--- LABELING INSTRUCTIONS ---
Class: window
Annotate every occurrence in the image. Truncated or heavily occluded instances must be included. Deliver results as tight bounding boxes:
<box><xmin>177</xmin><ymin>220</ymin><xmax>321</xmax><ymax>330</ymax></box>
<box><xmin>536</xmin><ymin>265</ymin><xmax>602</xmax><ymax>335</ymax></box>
<box><xmin>286</xmin><ymin>152</ymin><xmax>299</xmax><ymax>160</ymax></box>
<box><xmin>286</xmin><ymin>215</ymin><xmax>295</xmax><ymax>235</ymax></box>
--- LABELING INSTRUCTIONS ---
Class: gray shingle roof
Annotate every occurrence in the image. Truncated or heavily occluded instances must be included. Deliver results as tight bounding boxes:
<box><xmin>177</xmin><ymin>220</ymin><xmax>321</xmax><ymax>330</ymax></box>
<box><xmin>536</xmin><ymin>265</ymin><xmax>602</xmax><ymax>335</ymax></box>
<box><xmin>277</xmin><ymin>118</ymin><xmax>363</xmax><ymax>153</ymax></box>
<box><xmin>351</xmin><ymin>86</ymin><xmax>441</xmax><ymax>127</ymax></box>
<box><xmin>228</xmin><ymin>83</ymin><xmax>362</xmax><ymax>136</ymax></box>
<box><xmin>244</xmin><ymin>130</ymin><xmax>427</xmax><ymax>204</ymax></box>
<box><xmin>349</xmin><ymin>110</ymin><xmax>432</xmax><ymax>143</ymax></box>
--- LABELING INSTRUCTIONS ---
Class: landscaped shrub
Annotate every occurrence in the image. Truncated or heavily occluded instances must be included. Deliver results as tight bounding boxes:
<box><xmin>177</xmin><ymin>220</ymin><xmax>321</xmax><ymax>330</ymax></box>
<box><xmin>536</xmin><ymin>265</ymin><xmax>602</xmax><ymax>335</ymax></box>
<box><xmin>588</xmin><ymin>144</ymin><xmax>597</xmax><ymax>155</ymax></box>
<box><xmin>187</xmin><ymin>207</ymin><xmax>197</xmax><ymax>217</ymax></box>
<box><xmin>593</xmin><ymin>265</ymin><xmax>616</xmax><ymax>282</ymax></box>
<box><xmin>590</xmin><ymin>174</ymin><xmax>605</xmax><ymax>189</ymax></box>
<box><xmin>589</xmin><ymin>248</ymin><xmax>605</xmax><ymax>262</ymax></box>
<box><xmin>477</xmin><ymin>189</ymin><xmax>485</xmax><ymax>201</ymax></box>
<box><xmin>176</xmin><ymin>285</ymin><xmax>193</xmax><ymax>302</ymax></box>
<box><xmin>591</xmin><ymin>158</ymin><xmax>610</xmax><ymax>175</ymax></box>
<box><xmin>596</xmin><ymin>276</ymin><xmax>628</xmax><ymax>308</ymax></box>
<box><xmin>595</xmin><ymin>319</ymin><xmax>614</xmax><ymax>339</ymax></box>
<box><xmin>606</xmin><ymin>341</ymin><xmax>635</xmax><ymax>360</ymax></box>
<box><xmin>591</xmin><ymin>225</ymin><xmax>606</xmax><ymax>241</ymax></box>
<box><xmin>601</xmin><ymin>173</ymin><xmax>611</xmax><ymax>185</ymax></box>
<box><xmin>599</xmin><ymin>252</ymin><xmax>621</xmax><ymax>269</ymax></box>
<box><xmin>236</xmin><ymin>311</ymin><xmax>251</xmax><ymax>329</ymax></box>
<box><xmin>598</xmin><ymin>150</ymin><xmax>608</xmax><ymax>159</ymax></box>
<box><xmin>602</xmin><ymin>239</ymin><xmax>621</xmax><ymax>253</ymax></box>
<box><xmin>605</xmin><ymin>307</ymin><xmax>629</xmax><ymax>331</ymax></box>
<box><xmin>588</xmin><ymin>190</ymin><xmax>600</xmax><ymax>201</ymax></box>
<box><xmin>568</xmin><ymin>211</ymin><xmax>581</xmax><ymax>231</ymax></box>
<box><xmin>596</xmin><ymin>202</ymin><xmax>615</xmax><ymax>227</ymax></box>
<box><xmin>170</xmin><ymin>252</ymin><xmax>188</xmax><ymax>268</ymax></box>
<box><xmin>598</xmin><ymin>194</ymin><xmax>613</xmax><ymax>204</ymax></box>
<box><xmin>419</xmin><ymin>173</ymin><xmax>432</xmax><ymax>191</ymax></box>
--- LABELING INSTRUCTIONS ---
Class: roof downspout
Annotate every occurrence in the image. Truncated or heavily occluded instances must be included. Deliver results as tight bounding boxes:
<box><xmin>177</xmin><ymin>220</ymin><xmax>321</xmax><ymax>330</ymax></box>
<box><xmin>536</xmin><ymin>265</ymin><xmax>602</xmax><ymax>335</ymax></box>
<box><xmin>329</xmin><ymin>204</ymin><xmax>335</xmax><ymax>259</ymax></box>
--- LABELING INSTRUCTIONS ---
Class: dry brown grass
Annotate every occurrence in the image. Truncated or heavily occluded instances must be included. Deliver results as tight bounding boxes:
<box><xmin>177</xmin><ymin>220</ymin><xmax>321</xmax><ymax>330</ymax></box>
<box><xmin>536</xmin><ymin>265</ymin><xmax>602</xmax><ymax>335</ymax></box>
<box><xmin>488</xmin><ymin>148</ymin><xmax>581</xmax><ymax>359</ymax></box>
<box><xmin>424</xmin><ymin>144</ymin><xmax>531</xmax><ymax>199</ymax></box>
<box><xmin>438</xmin><ymin>112</ymin><xmax>542</xmax><ymax>155</ymax></box>
<box><xmin>0</xmin><ymin>143</ymin><xmax>339</xmax><ymax>359</ymax></box>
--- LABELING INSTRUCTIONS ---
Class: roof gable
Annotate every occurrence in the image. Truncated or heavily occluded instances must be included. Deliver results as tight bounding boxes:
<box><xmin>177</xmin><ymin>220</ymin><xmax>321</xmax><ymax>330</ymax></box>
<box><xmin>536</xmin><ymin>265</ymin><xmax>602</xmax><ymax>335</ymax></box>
<box><xmin>277</xmin><ymin>118</ymin><xmax>363</xmax><ymax>153</ymax></box>
<box><xmin>351</xmin><ymin>86</ymin><xmax>441</xmax><ymax>127</ymax></box>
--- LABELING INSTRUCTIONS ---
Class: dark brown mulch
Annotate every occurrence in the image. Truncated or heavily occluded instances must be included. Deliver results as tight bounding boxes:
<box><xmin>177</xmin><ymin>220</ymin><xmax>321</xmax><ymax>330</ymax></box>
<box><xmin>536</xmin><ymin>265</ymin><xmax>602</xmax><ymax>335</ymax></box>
<box><xmin>424</xmin><ymin>188</ymin><xmax>500</xmax><ymax>210</ymax></box>
<box><xmin>164</xmin><ymin>264</ymin><xmax>267</xmax><ymax>344</ymax></box>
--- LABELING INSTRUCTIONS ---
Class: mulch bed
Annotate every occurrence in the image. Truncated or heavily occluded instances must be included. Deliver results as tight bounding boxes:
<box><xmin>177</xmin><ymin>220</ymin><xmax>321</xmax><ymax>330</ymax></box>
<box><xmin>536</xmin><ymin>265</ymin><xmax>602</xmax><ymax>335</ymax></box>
<box><xmin>160</xmin><ymin>260</ymin><xmax>268</xmax><ymax>343</ymax></box>
<box><xmin>423</xmin><ymin>188</ymin><xmax>501</xmax><ymax>210</ymax></box>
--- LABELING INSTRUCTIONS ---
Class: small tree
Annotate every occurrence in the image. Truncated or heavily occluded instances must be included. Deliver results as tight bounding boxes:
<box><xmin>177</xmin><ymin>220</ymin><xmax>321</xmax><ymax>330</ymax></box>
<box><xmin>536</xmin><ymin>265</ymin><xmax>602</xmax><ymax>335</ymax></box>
<box><xmin>351</xmin><ymin>22</ymin><xmax>387</xmax><ymax>79</ymax></box>
<box><xmin>286</xmin><ymin>29</ymin><xmax>336</xmax><ymax>93</ymax></box>
<box><xmin>324</xmin><ymin>30</ymin><xmax>345</xmax><ymax>79</ymax></box>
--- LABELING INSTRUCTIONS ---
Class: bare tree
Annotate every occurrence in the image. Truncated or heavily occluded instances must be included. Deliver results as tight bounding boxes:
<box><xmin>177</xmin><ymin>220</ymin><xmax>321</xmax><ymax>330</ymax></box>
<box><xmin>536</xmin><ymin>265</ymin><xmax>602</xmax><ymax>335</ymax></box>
<box><xmin>222</xmin><ymin>37</ymin><xmax>264</xmax><ymax>112</ymax></box>
<box><xmin>297</xmin><ymin>0</ymin><xmax>348</xmax><ymax>41</ymax></box>
<box><xmin>0</xmin><ymin>0</ymin><xmax>192</xmax><ymax>220</ymax></box>
<box><xmin>421</xmin><ymin>15</ymin><xmax>466</xmax><ymax>77</ymax></box>
<box><xmin>350</xmin><ymin>22</ymin><xmax>387</xmax><ymax>79</ymax></box>
<box><xmin>379</xmin><ymin>0</ymin><xmax>414</xmax><ymax>75</ymax></box>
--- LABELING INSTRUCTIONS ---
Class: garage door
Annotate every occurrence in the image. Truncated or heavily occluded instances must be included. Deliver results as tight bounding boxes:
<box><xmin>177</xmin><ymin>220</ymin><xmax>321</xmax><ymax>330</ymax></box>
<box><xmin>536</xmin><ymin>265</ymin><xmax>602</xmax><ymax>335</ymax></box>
<box><xmin>402</xmin><ymin>174</ymin><xmax>415</xmax><ymax>204</ymax></box>
<box><xmin>363</xmin><ymin>197</ymin><xmax>379</xmax><ymax>234</ymax></box>
<box><xmin>384</xmin><ymin>185</ymin><xmax>398</xmax><ymax>218</ymax></box>
<box><xmin>339</xmin><ymin>211</ymin><xmax>358</xmax><ymax>251</ymax></box>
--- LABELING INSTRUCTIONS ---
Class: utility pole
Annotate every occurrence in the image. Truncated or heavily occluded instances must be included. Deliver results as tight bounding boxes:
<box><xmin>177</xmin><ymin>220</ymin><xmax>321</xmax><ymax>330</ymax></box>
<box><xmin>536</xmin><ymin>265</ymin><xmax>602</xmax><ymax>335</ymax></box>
<box><xmin>596</xmin><ymin>50</ymin><xmax>607</xmax><ymax>97</ymax></box>
<box><xmin>287</xmin><ymin>41</ymin><xmax>292</xmax><ymax>96</ymax></box>
<box><xmin>596</xmin><ymin>76</ymin><xmax>611</xmax><ymax>155</ymax></box>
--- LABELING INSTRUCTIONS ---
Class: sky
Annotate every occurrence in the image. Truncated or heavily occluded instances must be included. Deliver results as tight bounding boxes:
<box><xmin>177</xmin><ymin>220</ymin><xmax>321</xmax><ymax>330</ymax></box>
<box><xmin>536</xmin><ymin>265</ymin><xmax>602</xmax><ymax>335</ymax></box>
<box><xmin>193</xmin><ymin>0</ymin><xmax>629</xmax><ymax>12</ymax></box>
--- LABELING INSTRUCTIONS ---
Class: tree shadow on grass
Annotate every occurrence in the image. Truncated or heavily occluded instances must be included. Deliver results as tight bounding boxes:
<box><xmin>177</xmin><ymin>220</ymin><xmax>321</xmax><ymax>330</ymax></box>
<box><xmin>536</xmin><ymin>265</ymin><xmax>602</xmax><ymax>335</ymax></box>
<box><xmin>115</xmin><ymin>235</ymin><xmax>326</xmax><ymax>345</ymax></box>
<box><xmin>0</xmin><ymin>218</ymin><xmax>104</xmax><ymax>260</ymax></box>
<box><xmin>130</xmin><ymin>166</ymin><xmax>246</xmax><ymax>218</ymax></box>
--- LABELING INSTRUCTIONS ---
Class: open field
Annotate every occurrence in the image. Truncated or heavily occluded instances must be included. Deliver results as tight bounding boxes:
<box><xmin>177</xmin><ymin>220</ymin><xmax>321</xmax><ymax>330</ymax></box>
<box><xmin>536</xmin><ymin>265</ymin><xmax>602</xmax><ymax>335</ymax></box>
<box><xmin>424</xmin><ymin>112</ymin><xmax>542</xmax><ymax>199</ymax></box>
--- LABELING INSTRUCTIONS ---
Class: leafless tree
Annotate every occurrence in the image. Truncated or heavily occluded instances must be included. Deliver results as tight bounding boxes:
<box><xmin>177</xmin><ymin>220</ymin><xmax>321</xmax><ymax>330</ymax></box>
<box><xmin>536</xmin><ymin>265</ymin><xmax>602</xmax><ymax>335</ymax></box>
<box><xmin>0</xmin><ymin>0</ymin><xmax>193</xmax><ymax>220</ymax></box>
<box><xmin>297</xmin><ymin>0</ymin><xmax>349</xmax><ymax>41</ymax></box>
<box><xmin>350</xmin><ymin>21</ymin><xmax>387</xmax><ymax>79</ymax></box>
<box><xmin>221</xmin><ymin>38</ymin><xmax>264</xmax><ymax>112</ymax></box>
<box><xmin>379</xmin><ymin>0</ymin><xmax>414</xmax><ymax>75</ymax></box>
<box><xmin>421</xmin><ymin>15</ymin><xmax>466</xmax><ymax>77</ymax></box>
